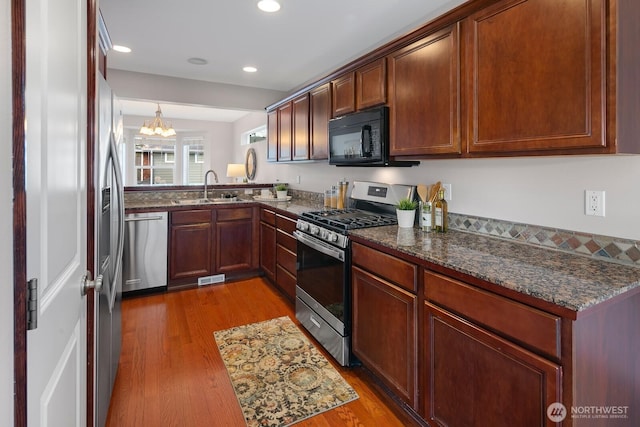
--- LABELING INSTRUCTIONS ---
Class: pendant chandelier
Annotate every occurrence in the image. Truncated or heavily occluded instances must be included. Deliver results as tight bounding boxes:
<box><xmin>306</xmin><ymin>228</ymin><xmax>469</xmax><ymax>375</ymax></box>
<box><xmin>139</xmin><ymin>104</ymin><xmax>176</xmax><ymax>137</ymax></box>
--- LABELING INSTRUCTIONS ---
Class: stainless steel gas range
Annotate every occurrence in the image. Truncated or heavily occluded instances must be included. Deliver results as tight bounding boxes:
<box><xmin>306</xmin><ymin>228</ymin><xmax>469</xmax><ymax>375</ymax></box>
<box><xmin>294</xmin><ymin>181</ymin><xmax>417</xmax><ymax>366</ymax></box>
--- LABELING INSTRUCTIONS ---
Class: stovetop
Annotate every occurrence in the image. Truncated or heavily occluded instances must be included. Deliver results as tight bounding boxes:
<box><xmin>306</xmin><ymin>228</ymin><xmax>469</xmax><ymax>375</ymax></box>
<box><xmin>301</xmin><ymin>208</ymin><xmax>397</xmax><ymax>232</ymax></box>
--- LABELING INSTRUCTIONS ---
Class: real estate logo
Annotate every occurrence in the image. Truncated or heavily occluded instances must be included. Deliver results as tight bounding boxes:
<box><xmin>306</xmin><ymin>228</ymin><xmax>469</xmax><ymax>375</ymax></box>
<box><xmin>547</xmin><ymin>402</ymin><xmax>567</xmax><ymax>422</ymax></box>
<box><xmin>547</xmin><ymin>402</ymin><xmax>630</xmax><ymax>422</ymax></box>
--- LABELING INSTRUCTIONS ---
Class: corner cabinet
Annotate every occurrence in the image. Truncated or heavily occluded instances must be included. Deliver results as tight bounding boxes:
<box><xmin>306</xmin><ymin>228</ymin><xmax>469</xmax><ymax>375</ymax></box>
<box><xmin>465</xmin><ymin>0</ymin><xmax>607</xmax><ymax>154</ymax></box>
<box><xmin>388</xmin><ymin>24</ymin><xmax>461</xmax><ymax>156</ymax></box>
<box><xmin>168</xmin><ymin>209</ymin><xmax>214</xmax><ymax>289</ymax></box>
<box><xmin>214</xmin><ymin>206</ymin><xmax>259</xmax><ymax>275</ymax></box>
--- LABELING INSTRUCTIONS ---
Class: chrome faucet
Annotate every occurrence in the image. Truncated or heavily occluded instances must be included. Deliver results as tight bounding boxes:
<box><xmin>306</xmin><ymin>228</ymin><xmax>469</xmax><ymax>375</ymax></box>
<box><xmin>204</xmin><ymin>169</ymin><xmax>218</xmax><ymax>199</ymax></box>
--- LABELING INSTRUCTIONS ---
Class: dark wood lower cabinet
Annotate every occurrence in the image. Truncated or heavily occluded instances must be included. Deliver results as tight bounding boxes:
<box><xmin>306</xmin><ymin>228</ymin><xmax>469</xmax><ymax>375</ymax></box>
<box><xmin>169</xmin><ymin>206</ymin><xmax>259</xmax><ymax>289</ymax></box>
<box><xmin>215</xmin><ymin>207</ymin><xmax>258</xmax><ymax>274</ymax></box>
<box><xmin>259</xmin><ymin>210</ymin><xmax>276</xmax><ymax>282</ymax></box>
<box><xmin>352</xmin><ymin>266</ymin><xmax>418</xmax><ymax>409</ymax></box>
<box><xmin>169</xmin><ymin>209</ymin><xmax>214</xmax><ymax>287</ymax></box>
<box><xmin>423</xmin><ymin>302</ymin><xmax>561</xmax><ymax>426</ymax></box>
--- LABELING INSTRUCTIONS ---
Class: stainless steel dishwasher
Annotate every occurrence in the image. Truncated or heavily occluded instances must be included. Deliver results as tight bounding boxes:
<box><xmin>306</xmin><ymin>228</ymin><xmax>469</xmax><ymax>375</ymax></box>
<box><xmin>122</xmin><ymin>212</ymin><xmax>168</xmax><ymax>293</ymax></box>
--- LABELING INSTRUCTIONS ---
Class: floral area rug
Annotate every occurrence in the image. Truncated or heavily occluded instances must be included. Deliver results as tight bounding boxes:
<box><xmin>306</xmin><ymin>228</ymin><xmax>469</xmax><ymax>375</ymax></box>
<box><xmin>214</xmin><ymin>316</ymin><xmax>359</xmax><ymax>426</ymax></box>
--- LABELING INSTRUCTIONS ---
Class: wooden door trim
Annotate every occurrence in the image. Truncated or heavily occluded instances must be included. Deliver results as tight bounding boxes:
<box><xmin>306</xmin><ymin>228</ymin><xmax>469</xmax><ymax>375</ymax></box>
<box><xmin>86</xmin><ymin>0</ymin><xmax>97</xmax><ymax>426</ymax></box>
<box><xmin>12</xmin><ymin>0</ymin><xmax>27</xmax><ymax>425</ymax></box>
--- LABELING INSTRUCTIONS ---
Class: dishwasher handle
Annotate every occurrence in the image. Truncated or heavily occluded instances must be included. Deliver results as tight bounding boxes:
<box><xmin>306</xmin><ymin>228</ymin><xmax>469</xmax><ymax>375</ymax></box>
<box><xmin>125</xmin><ymin>215</ymin><xmax>165</xmax><ymax>222</ymax></box>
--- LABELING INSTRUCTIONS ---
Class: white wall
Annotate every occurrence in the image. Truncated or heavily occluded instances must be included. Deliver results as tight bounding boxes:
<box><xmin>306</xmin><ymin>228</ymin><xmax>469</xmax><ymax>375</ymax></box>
<box><xmin>244</xmin><ymin>134</ymin><xmax>640</xmax><ymax>240</ymax></box>
<box><xmin>1</xmin><ymin>0</ymin><xmax>14</xmax><ymax>423</ymax></box>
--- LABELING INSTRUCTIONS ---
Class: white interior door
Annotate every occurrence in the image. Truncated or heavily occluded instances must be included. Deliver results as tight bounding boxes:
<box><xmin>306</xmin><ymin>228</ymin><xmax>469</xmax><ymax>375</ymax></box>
<box><xmin>25</xmin><ymin>0</ymin><xmax>88</xmax><ymax>425</ymax></box>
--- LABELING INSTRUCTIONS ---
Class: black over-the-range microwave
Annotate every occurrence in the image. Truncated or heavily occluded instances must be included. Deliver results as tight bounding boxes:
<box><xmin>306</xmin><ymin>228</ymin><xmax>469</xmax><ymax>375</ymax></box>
<box><xmin>328</xmin><ymin>106</ymin><xmax>418</xmax><ymax>167</ymax></box>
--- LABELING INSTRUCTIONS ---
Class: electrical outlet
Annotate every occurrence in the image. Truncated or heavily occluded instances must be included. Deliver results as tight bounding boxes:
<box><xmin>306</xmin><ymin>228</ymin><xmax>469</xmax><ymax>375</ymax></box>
<box><xmin>585</xmin><ymin>190</ymin><xmax>605</xmax><ymax>217</ymax></box>
<box><xmin>442</xmin><ymin>183</ymin><xmax>452</xmax><ymax>201</ymax></box>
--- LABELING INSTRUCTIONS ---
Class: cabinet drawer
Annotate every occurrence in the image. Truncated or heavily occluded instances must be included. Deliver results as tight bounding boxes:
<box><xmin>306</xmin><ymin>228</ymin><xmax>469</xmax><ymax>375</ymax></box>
<box><xmin>171</xmin><ymin>209</ymin><xmax>211</xmax><ymax>225</ymax></box>
<box><xmin>352</xmin><ymin>242</ymin><xmax>417</xmax><ymax>293</ymax></box>
<box><xmin>260</xmin><ymin>208</ymin><xmax>276</xmax><ymax>226</ymax></box>
<box><xmin>276</xmin><ymin>214</ymin><xmax>297</xmax><ymax>234</ymax></box>
<box><xmin>276</xmin><ymin>244</ymin><xmax>297</xmax><ymax>277</ymax></box>
<box><xmin>276</xmin><ymin>229</ymin><xmax>296</xmax><ymax>253</ymax></box>
<box><xmin>424</xmin><ymin>270</ymin><xmax>561</xmax><ymax>359</ymax></box>
<box><xmin>217</xmin><ymin>207</ymin><xmax>253</xmax><ymax>221</ymax></box>
<box><xmin>276</xmin><ymin>264</ymin><xmax>296</xmax><ymax>301</ymax></box>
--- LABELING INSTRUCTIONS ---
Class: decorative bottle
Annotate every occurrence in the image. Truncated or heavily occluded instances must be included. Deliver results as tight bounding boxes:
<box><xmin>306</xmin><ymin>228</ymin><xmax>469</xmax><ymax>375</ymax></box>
<box><xmin>420</xmin><ymin>201</ymin><xmax>432</xmax><ymax>232</ymax></box>
<box><xmin>434</xmin><ymin>188</ymin><xmax>448</xmax><ymax>232</ymax></box>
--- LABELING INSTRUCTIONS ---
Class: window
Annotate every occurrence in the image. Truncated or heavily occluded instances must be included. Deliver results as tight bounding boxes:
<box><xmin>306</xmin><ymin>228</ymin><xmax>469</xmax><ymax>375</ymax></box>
<box><xmin>183</xmin><ymin>138</ymin><xmax>205</xmax><ymax>184</ymax></box>
<box><xmin>134</xmin><ymin>138</ymin><xmax>176</xmax><ymax>185</ymax></box>
<box><xmin>242</xmin><ymin>125</ymin><xmax>267</xmax><ymax>145</ymax></box>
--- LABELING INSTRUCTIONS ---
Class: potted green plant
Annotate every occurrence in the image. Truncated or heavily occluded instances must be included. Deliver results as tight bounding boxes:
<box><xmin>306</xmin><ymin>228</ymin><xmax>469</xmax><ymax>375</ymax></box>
<box><xmin>395</xmin><ymin>198</ymin><xmax>418</xmax><ymax>228</ymax></box>
<box><xmin>275</xmin><ymin>183</ymin><xmax>288</xmax><ymax>199</ymax></box>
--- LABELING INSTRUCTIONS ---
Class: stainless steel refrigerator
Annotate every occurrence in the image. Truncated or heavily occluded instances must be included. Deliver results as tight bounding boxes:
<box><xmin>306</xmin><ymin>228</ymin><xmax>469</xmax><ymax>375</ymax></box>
<box><xmin>96</xmin><ymin>74</ymin><xmax>125</xmax><ymax>427</ymax></box>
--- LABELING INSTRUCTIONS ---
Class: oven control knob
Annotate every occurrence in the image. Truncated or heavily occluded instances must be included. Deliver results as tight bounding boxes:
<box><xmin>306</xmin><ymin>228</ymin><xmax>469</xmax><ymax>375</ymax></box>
<box><xmin>298</xmin><ymin>222</ymin><xmax>309</xmax><ymax>231</ymax></box>
<box><xmin>310</xmin><ymin>226</ymin><xmax>319</xmax><ymax>235</ymax></box>
<box><xmin>328</xmin><ymin>233</ymin><xmax>338</xmax><ymax>242</ymax></box>
<box><xmin>320</xmin><ymin>229</ymin><xmax>327</xmax><ymax>239</ymax></box>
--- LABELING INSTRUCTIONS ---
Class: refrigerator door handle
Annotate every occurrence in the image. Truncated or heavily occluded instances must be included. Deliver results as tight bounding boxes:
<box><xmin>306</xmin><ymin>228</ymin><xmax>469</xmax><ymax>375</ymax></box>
<box><xmin>108</xmin><ymin>131</ymin><xmax>125</xmax><ymax>313</ymax></box>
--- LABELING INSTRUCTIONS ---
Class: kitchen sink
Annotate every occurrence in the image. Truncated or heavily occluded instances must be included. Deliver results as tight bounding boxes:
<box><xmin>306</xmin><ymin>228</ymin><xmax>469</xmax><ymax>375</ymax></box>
<box><xmin>172</xmin><ymin>197</ymin><xmax>240</xmax><ymax>205</ymax></box>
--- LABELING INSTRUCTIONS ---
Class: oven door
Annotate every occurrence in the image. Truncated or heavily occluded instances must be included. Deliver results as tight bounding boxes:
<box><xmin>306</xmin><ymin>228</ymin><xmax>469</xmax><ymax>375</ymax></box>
<box><xmin>295</xmin><ymin>231</ymin><xmax>348</xmax><ymax>332</ymax></box>
<box><xmin>295</xmin><ymin>231</ymin><xmax>351</xmax><ymax>365</ymax></box>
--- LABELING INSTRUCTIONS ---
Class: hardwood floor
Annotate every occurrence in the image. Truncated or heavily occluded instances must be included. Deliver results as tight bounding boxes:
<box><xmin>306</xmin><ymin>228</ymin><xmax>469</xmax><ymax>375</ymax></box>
<box><xmin>107</xmin><ymin>277</ymin><xmax>419</xmax><ymax>426</ymax></box>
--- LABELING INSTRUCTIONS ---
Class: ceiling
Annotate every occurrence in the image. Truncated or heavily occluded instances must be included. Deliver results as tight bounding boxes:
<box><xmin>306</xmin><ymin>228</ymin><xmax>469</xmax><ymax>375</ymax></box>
<box><xmin>101</xmin><ymin>0</ymin><xmax>466</xmax><ymax>121</ymax></box>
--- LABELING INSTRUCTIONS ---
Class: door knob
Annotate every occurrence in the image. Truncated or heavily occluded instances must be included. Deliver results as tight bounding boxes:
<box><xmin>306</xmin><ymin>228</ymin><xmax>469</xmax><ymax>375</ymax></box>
<box><xmin>81</xmin><ymin>271</ymin><xmax>103</xmax><ymax>295</ymax></box>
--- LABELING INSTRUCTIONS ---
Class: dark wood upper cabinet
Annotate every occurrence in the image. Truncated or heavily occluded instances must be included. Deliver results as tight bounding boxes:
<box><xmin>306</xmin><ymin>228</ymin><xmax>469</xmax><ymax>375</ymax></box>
<box><xmin>309</xmin><ymin>83</ymin><xmax>330</xmax><ymax>160</ymax></box>
<box><xmin>356</xmin><ymin>58</ymin><xmax>387</xmax><ymax>110</ymax></box>
<box><xmin>465</xmin><ymin>0</ymin><xmax>606</xmax><ymax>153</ymax></box>
<box><xmin>266</xmin><ymin>0</ymin><xmax>639</xmax><ymax>158</ymax></box>
<box><xmin>388</xmin><ymin>24</ymin><xmax>461</xmax><ymax>156</ymax></box>
<box><xmin>292</xmin><ymin>93</ymin><xmax>310</xmax><ymax>161</ymax></box>
<box><xmin>277</xmin><ymin>102</ymin><xmax>292</xmax><ymax>161</ymax></box>
<box><xmin>266</xmin><ymin>110</ymin><xmax>278</xmax><ymax>162</ymax></box>
<box><xmin>331</xmin><ymin>72</ymin><xmax>356</xmax><ymax>117</ymax></box>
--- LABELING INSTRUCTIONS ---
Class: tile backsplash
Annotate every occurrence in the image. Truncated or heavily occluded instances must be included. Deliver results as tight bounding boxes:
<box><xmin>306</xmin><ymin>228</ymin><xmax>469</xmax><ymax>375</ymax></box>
<box><xmin>448</xmin><ymin>213</ymin><xmax>640</xmax><ymax>267</ymax></box>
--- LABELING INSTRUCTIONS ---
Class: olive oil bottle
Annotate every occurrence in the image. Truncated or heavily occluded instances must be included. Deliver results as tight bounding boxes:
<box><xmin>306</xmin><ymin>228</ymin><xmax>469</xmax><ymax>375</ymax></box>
<box><xmin>434</xmin><ymin>188</ymin><xmax>448</xmax><ymax>232</ymax></box>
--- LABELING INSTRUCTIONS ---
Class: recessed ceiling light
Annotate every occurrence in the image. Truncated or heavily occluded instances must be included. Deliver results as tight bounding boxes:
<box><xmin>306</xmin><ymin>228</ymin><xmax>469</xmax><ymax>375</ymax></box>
<box><xmin>187</xmin><ymin>57</ymin><xmax>208</xmax><ymax>65</ymax></box>
<box><xmin>112</xmin><ymin>45</ymin><xmax>131</xmax><ymax>53</ymax></box>
<box><xmin>257</xmin><ymin>0</ymin><xmax>280</xmax><ymax>13</ymax></box>
<box><xmin>243</xmin><ymin>66</ymin><xmax>258</xmax><ymax>73</ymax></box>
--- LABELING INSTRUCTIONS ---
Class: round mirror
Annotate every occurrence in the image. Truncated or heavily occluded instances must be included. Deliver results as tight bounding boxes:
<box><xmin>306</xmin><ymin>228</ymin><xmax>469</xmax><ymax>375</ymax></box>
<box><xmin>245</xmin><ymin>148</ymin><xmax>257</xmax><ymax>181</ymax></box>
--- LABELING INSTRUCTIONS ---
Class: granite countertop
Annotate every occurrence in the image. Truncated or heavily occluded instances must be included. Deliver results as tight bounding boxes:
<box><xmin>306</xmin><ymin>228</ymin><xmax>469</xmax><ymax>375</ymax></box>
<box><xmin>125</xmin><ymin>196</ymin><xmax>322</xmax><ymax>217</ymax></box>
<box><xmin>349</xmin><ymin>226</ymin><xmax>640</xmax><ymax>313</ymax></box>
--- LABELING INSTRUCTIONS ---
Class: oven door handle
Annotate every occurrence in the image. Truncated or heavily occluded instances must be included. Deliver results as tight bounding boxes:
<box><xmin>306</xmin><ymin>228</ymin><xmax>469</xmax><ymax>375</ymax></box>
<box><xmin>294</xmin><ymin>231</ymin><xmax>345</xmax><ymax>261</ymax></box>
